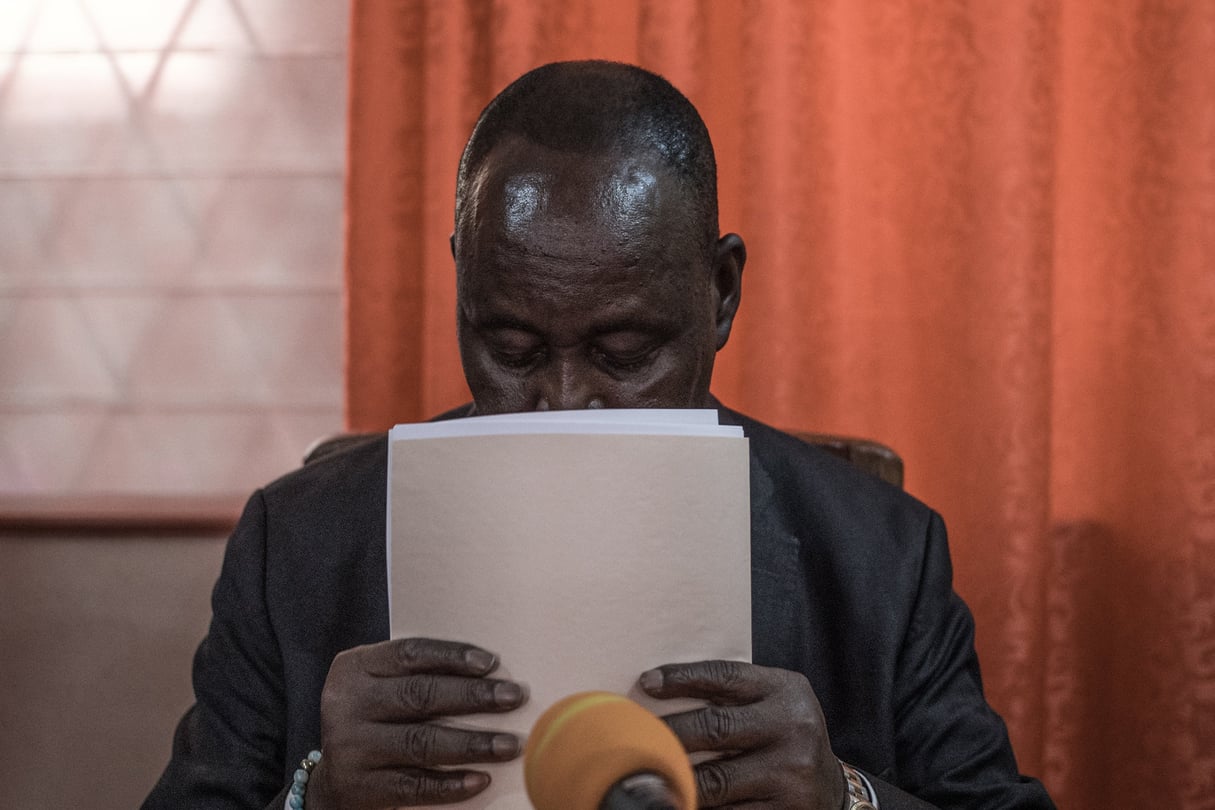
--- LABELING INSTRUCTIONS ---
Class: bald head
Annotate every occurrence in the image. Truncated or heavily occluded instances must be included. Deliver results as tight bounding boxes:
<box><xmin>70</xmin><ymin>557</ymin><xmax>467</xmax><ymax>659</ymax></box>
<box><xmin>455</xmin><ymin>61</ymin><xmax>719</xmax><ymax>253</ymax></box>
<box><xmin>450</xmin><ymin>62</ymin><xmax>745</xmax><ymax>414</ymax></box>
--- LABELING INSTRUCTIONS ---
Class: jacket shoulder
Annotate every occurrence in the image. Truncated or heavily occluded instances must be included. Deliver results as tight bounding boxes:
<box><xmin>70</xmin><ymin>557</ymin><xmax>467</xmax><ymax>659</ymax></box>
<box><xmin>259</xmin><ymin>432</ymin><xmax>389</xmax><ymax>541</ymax></box>
<box><xmin>721</xmin><ymin>406</ymin><xmax>936</xmax><ymax>533</ymax></box>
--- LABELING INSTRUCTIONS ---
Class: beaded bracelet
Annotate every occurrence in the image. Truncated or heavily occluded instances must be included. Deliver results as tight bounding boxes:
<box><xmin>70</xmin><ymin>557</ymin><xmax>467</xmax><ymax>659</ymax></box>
<box><xmin>288</xmin><ymin>750</ymin><xmax>322</xmax><ymax>809</ymax></box>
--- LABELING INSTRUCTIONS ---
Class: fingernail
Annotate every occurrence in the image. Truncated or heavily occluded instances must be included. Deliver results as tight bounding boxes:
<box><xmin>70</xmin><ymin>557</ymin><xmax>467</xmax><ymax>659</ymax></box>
<box><xmin>465</xmin><ymin>648</ymin><xmax>496</xmax><ymax>673</ymax></box>
<box><xmin>493</xmin><ymin>681</ymin><xmax>524</xmax><ymax>707</ymax></box>
<box><xmin>491</xmin><ymin>734</ymin><xmax>520</xmax><ymax>758</ymax></box>
<box><xmin>462</xmin><ymin>772</ymin><xmax>490</xmax><ymax>793</ymax></box>
<box><xmin>639</xmin><ymin>669</ymin><xmax>663</xmax><ymax>692</ymax></box>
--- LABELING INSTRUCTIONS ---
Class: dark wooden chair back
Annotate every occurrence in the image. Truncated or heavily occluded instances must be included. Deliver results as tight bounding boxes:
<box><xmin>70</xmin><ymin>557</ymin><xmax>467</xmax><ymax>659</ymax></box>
<box><xmin>790</xmin><ymin>432</ymin><xmax>903</xmax><ymax>489</ymax></box>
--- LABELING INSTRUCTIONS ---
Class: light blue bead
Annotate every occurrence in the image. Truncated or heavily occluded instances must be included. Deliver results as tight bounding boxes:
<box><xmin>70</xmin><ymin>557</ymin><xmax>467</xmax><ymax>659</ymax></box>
<box><xmin>286</xmin><ymin>749</ymin><xmax>321</xmax><ymax>809</ymax></box>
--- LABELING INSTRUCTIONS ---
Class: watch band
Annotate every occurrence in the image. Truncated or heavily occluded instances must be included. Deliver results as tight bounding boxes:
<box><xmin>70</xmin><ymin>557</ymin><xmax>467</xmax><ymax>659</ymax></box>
<box><xmin>840</xmin><ymin>760</ymin><xmax>879</xmax><ymax>810</ymax></box>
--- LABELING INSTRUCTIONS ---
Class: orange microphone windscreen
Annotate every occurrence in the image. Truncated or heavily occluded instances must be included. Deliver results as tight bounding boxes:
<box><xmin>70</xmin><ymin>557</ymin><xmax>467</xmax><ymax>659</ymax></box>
<box><xmin>524</xmin><ymin>691</ymin><xmax>696</xmax><ymax>810</ymax></box>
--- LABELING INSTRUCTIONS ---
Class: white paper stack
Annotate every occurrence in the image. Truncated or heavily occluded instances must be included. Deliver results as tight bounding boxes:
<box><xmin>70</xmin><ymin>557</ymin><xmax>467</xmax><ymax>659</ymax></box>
<box><xmin>387</xmin><ymin>409</ymin><xmax>751</xmax><ymax>809</ymax></box>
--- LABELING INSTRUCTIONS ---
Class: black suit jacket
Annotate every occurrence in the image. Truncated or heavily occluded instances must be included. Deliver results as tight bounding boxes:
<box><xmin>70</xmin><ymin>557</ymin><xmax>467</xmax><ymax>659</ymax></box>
<box><xmin>144</xmin><ymin>405</ymin><xmax>1053</xmax><ymax>810</ymax></box>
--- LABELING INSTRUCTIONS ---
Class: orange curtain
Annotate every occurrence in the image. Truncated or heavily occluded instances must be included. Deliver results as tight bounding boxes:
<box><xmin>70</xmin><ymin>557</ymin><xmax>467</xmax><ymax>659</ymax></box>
<box><xmin>344</xmin><ymin>2</ymin><xmax>1215</xmax><ymax>807</ymax></box>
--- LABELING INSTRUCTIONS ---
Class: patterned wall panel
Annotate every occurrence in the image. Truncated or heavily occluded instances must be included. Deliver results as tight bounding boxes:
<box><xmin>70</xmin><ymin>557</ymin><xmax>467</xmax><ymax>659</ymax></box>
<box><xmin>0</xmin><ymin>0</ymin><xmax>348</xmax><ymax>496</ymax></box>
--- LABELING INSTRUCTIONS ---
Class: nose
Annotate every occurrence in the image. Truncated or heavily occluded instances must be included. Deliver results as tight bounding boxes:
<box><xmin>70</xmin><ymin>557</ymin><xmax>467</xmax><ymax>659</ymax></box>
<box><xmin>533</xmin><ymin>354</ymin><xmax>604</xmax><ymax>411</ymax></box>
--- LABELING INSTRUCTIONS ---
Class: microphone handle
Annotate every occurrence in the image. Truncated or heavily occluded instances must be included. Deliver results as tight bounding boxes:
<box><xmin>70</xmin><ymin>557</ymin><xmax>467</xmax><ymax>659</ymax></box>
<box><xmin>599</xmin><ymin>771</ymin><xmax>686</xmax><ymax>810</ymax></box>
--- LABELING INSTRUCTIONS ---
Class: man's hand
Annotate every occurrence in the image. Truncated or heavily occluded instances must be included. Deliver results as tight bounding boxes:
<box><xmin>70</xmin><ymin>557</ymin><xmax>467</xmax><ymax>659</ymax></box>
<box><xmin>307</xmin><ymin>638</ymin><xmax>527</xmax><ymax>809</ymax></box>
<box><xmin>640</xmin><ymin>660</ymin><xmax>845</xmax><ymax>810</ymax></box>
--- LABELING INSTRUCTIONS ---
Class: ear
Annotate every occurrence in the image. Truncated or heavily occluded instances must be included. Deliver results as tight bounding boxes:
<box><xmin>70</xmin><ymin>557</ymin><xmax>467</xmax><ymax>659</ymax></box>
<box><xmin>711</xmin><ymin>233</ymin><xmax>746</xmax><ymax>350</ymax></box>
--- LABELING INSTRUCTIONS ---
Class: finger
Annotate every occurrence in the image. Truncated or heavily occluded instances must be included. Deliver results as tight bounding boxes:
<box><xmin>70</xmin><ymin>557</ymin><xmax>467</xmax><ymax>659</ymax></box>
<box><xmin>640</xmin><ymin>660</ymin><xmax>775</xmax><ymax>704</ymax></box>
<box><xmin>660</xmin><ymin>703</ymin><xmax>772</xmax><ymax>753</ymax></box>
<box><xmin>692</xmin><ymin>755</ymin><xmax>774</xmax><ymax>808</ymax></box>
<box><xmin>367</xmin><ymin>767</ymin><xmax>492</xmax><ymax>807</ymax></box>
<box><xmin>364</xmin><ymin>721</ymin><xmax>522</xmax><ymax>768</ymax></box>
<box><xmin>358</xmin><ymin>638</ymin><xmax>500</xmax><ymax>678</ymax></box>
<box><xmin>358</xmin><ymin>674</ymin><xmax>527</xmax><ymax>721</ymax></box>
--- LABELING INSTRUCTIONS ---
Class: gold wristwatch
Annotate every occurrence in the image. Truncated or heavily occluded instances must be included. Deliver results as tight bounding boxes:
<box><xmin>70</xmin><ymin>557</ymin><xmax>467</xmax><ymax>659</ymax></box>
<box><xmin>840</xmin><ymin>760</ymin><xmax>879</xmax><ymax>810</ymax></box>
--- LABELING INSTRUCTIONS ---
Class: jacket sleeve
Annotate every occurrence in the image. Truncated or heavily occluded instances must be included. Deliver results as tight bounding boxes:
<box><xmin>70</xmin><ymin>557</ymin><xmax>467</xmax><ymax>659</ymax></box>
<box><xmin>142</xmin><ymin>491</ymin><xmax>290</xmax><ymax>810</ymax></box>
<box><xmin>881</xmin><ymin>512</ymin><xmax>1055</xmax><ymax>810</ymax></box>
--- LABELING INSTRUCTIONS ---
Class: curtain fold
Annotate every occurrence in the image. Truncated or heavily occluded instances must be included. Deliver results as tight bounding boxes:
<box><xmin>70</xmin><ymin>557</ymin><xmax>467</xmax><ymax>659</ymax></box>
<box><xmin>345</xmin><ymin>2</ymin><xmax>1215</xmax><ymax>807</ymax></box>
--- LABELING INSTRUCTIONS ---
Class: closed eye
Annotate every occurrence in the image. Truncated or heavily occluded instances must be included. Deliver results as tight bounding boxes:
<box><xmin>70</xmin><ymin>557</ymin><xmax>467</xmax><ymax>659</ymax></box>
<box><xmin>592</xmin><ymin>345</ymin><xmax>657</xmax><ymax>373</ymax></box>
<box><xmin>492</xmin><ymin>346</ymin><xmax>545</xmax><ymax>369</ymax></box>
<box><xmin>483</xmin><ymin>325</ymin><xmax>545</xmax><ymax>369</ymax></box>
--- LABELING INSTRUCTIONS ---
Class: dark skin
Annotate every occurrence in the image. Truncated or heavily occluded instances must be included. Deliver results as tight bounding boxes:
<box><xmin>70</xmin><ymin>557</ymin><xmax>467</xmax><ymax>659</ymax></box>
<box><xmin>308</xmin><ymin>139</ymin><xmax>844</xmax><ymax>810</ymax></box>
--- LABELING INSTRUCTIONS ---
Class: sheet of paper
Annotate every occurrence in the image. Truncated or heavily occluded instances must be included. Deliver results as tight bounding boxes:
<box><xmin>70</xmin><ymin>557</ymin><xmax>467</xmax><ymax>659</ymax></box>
<box><xmin>389</xmin><ymin>408</ymin><xmax>741</xmax><ymax>440</ymax></box>
<box><xmin>388</xmin><ymin>416</ymin><xmax>751</xmax><ymax>809</ymax></box>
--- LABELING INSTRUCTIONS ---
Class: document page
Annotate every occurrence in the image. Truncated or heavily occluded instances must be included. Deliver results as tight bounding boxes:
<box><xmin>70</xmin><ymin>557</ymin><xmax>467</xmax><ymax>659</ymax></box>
<box><xmin>387</xmin><ymin>409</ymin><xmax>751</xmax><ymax>809</ymax></box>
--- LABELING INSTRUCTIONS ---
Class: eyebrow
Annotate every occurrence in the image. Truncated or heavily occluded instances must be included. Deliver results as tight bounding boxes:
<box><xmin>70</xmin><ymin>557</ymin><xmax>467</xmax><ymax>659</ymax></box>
<box><xmin>472</xmin><ymin>314</ymin><xmax>540</xmax><ymax>334</ymax></box>
<box><xmin>474</xmin><ymin>313</ymin><xmax>676</xmax><ymax>338</ymax></box>
<box><xmin>585</xmin><ymin>316</ymin><xmax>676</xmax><ymax>337</ymax></box>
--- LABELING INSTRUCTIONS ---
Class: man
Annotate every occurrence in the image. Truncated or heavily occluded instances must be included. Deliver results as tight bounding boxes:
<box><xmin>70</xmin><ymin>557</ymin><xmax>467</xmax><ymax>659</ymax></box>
<box><xmin>145</xmin><ymin>61</ymin><xmax>1054</xmax><ymax>810</ymax></box>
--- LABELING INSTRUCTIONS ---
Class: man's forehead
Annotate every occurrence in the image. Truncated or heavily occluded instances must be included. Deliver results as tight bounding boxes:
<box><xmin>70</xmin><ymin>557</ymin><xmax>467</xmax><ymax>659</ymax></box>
<box><xmin>456</xmin><ymin>136</ymin><xmax>705</xmax><ymax>291</ymax></box>
<box><xmin>500</xmin><ymin>172</ymin><xmax>548</xmax><ymax>232</ymax></box>
<box><xmin>471</xmin><ymin>136</ymin><xmax>678</xmax><ymax>220</ymax></box>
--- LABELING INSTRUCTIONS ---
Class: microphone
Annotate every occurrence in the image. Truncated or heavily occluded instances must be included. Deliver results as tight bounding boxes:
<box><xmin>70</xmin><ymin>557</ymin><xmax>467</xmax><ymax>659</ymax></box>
<box><xmin>524</xmin><ymin>691</ymin><xmax>696</xmax><ymax>810</ymax></box>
